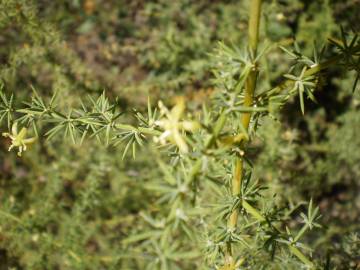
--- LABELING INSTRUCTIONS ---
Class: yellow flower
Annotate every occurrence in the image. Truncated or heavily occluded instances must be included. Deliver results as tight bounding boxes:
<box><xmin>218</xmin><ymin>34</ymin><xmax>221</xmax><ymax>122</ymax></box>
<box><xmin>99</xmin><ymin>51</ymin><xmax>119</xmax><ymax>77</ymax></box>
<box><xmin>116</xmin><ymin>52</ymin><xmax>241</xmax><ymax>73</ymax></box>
<box><xmin>2</xmin><ymin>122</ymin><xmax>37</xmax><ymax>156</ymax></box>
<box><xmin>154</xmin><ymin>97</ymin><xmax>199</xmax><ymax>153</ymax></box>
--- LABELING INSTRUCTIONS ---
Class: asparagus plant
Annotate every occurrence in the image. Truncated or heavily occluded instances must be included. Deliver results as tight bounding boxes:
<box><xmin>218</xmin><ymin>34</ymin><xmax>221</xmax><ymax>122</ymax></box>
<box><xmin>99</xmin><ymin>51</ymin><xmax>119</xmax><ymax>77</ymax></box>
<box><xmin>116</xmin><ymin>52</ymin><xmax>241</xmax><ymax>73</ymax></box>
<box><xmin>1</xmin><ymin>1</ymin><xmax>359</xmax><ymax>269</ymax></box>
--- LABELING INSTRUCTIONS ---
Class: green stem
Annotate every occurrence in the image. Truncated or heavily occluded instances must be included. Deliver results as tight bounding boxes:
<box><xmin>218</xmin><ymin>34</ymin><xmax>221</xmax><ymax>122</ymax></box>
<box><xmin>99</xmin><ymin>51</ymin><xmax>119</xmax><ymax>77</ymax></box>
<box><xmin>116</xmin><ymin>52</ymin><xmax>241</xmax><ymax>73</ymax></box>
<box><xmin>228</xmin><ymin>0</ymin><xmax>262</xmax><ymax>231</ymax></box>
<box><xmin>225</xmin><ymin>0</ymin><xmax>262</xmax><ymax>265</ymax></box>
<box><xmin>289</xmin><ymin>246</ymin><xmax>314</xmax><ymax>268</ymax></box>
<box><xmin>0</xmin><ymin>209</ymin><xmax>22</xmax><ymax>223</ymax></box>
<box><xmin>242</xmin><ymin>200</ymin><xmax>315</xmax><ymax>268</ymax></box>
<box><xmin>259</xmin><ymin>43</ymin><xmax>360</xmax><ymax>100</ymax></box>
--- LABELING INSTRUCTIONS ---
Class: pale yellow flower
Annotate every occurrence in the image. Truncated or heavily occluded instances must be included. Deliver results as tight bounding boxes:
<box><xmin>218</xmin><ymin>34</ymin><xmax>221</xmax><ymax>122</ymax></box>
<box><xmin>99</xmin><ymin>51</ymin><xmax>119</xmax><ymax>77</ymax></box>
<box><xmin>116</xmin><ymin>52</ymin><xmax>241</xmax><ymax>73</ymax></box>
<box><xmin>2</xmin><ymin>122</ymin><xmax>37</xmax><ymax>156</ymax></box>
<box><xmin>154</xmin><ymin>97</ymin><xmax>199</xmax><ymax>153</ymax></box>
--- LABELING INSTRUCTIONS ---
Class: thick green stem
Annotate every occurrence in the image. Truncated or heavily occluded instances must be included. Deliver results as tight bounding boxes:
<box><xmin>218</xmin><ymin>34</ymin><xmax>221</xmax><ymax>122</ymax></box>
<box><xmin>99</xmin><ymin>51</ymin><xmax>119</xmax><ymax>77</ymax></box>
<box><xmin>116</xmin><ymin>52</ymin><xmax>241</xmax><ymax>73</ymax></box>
<box><xmin>223</xmin><ymin>1</ymin><xmax>321</xmax><ymax>267</ymax></box>
<box><xmin>225</xmin><ymin>0</ymin><xmax>262</xmax><ymax>265</ymax></box>
<box><xmin>248</xmin><ymin>0</ymin><xmax>262</xmax><ymax>54</ymax></box>
<box><xmin>228</xmin><ymin>0</ymin><xmax>262</xmax><ymax>231</ymax></box>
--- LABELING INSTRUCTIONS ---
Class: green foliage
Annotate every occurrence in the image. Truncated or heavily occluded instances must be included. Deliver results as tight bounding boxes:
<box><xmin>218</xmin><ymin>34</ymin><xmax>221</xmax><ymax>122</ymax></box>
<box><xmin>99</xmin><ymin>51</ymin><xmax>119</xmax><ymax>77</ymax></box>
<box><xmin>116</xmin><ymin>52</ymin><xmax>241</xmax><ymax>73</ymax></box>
<box><xmin>0</xmin><ymin>1</ymin><xmax>360</xmax><ymax>270</ymax></box>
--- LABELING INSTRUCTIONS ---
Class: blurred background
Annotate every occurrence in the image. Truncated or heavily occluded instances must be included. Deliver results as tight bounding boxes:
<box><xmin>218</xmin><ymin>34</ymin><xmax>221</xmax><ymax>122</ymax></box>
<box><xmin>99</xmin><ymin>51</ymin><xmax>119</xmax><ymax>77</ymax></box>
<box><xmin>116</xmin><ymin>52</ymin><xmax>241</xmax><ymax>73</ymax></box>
<box><xmin>0</xmin><ymin>0</ymin><xmax>359</xmax><ymax>269</ymax></box>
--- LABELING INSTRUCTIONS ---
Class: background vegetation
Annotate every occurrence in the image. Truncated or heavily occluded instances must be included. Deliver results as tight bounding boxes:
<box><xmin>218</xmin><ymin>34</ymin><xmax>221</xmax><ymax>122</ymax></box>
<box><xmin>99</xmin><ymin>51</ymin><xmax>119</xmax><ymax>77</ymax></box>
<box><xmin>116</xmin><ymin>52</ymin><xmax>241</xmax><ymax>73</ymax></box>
<box><xmin>0</xmin><ymin>0</ymin><xmax>359</xmax><ymax>269</ymax></box>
